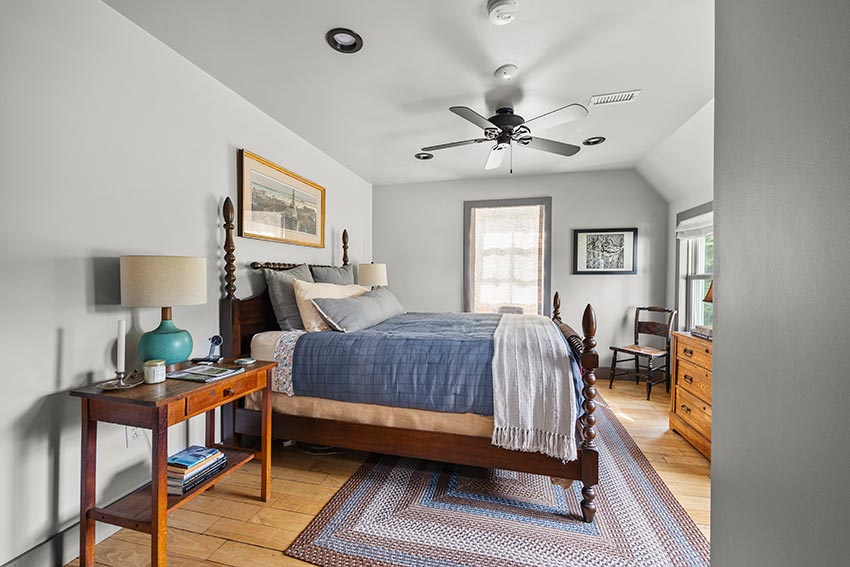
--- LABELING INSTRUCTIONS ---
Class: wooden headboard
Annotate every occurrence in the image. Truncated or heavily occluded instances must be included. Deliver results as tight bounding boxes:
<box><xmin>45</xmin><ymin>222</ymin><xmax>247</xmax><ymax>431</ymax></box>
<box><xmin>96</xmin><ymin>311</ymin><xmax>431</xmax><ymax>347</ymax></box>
<box><xmin>218</xmin><ymin>196</ymin><xmax>349</xmax><ymax>357</ymax></box>
<box><xmin>218</xmin><ymin>197</ymin><xmax>584</xmax><ymax>360</ymax></box>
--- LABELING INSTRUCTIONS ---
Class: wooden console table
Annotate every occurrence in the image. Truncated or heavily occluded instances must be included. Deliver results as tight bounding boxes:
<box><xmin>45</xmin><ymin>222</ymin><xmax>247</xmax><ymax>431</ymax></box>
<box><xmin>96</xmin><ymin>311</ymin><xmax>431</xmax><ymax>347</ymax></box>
<box><xmin>71</xmin><ymin>360</ymin><xmax>275</xmax><ymax>567</ymax></box>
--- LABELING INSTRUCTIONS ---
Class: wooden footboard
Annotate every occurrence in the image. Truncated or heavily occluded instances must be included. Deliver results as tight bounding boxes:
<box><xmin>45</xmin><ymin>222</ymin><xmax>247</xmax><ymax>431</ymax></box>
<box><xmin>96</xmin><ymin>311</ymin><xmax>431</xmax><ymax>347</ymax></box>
<box><xmin>217</xmin><ymin>196</ymin><xmax>599</xmax><ymax>522</ymax></box>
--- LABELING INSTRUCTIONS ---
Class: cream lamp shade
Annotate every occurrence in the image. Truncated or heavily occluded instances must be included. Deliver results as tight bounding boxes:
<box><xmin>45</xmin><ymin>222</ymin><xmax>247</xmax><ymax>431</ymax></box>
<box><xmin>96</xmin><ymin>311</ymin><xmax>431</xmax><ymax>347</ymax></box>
<box><xmin>119</xmin><ymin>255</ymin><xmax>207</xmax><ymax>365</ymax></box>
<box><xmin>358</xmin><ymin>263</ymin><xmax>388</xmax><ymax>287</ymax></box>
<box><xmin>120</xmin><ymin>256</ymin><xmax>207</xmax><ymax>307</ymax></box>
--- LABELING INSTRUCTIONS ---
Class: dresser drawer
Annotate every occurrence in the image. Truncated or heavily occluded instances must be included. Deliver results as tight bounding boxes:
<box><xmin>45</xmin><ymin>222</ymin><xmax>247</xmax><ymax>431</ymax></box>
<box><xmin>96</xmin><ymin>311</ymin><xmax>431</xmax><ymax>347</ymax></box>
<box><xmin>676</xmin><ymin>359</ymin><xmax>712</xmax><ymax>404</ymax></box>
<box><xmin>676</xmin><ymin>336</ymin><xmax>712</xmax><ymax>370</ymax></box>
<box><xmin>675</xmin><ymin>387</ymin><xmax>711</xmax><ymax>441</ymax></box>
<box><xmin>185</xmin><ymin>372</ymin><xmax>259</xmax><ymax>416</ymax></box>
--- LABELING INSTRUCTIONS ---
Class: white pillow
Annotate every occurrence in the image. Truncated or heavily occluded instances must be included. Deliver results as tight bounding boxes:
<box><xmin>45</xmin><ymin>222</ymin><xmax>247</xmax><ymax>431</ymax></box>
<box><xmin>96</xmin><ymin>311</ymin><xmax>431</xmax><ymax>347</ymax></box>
<box><xmin>292</xmin><ymin>280</ymin><xmax>369</xmax><ymax>332</ymax></box>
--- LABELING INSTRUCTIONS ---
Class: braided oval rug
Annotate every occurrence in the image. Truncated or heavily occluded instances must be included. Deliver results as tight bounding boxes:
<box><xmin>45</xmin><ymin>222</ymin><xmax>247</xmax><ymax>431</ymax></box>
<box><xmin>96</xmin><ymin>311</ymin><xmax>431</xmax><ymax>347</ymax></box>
<box><xmin>286</xmin><ymin>402</ymin><xmax>710</xmax><ymax>567</ymax></box>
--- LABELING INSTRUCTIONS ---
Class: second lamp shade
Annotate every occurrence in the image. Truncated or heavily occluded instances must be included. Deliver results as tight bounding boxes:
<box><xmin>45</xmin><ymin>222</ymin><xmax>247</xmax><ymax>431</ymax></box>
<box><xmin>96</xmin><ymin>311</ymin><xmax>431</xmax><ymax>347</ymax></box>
<box><xmin>358</xmin><ymin>263</ymin><xmax>388</xmax><ymax>287</ymax></box>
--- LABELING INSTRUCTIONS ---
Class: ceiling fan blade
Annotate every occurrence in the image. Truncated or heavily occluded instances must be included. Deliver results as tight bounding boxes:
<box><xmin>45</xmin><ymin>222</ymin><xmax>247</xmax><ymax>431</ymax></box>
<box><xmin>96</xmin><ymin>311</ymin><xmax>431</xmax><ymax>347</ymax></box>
<box><xmin>484</xmin><ymin>144</ymin><xmax>508</xmax><ymax>170</ymax></box>
<box><xmin>524</xmin><ymin>137</ymin><xmax>581</xmax><ymax>157</ymax></box>
<box><xmin>421</xmin><ymin>138</ymin><xmax>488</xmax><ymax>152</ymax></box>
<box><xmin>523</xmin><ymin>103</ymin><xmax>588</xmax><ymax>132</ymax></box>
<box><xmin>450</xmin><ymin>106</ymin><xmax>497</xmax><ymax>130</ymax></box>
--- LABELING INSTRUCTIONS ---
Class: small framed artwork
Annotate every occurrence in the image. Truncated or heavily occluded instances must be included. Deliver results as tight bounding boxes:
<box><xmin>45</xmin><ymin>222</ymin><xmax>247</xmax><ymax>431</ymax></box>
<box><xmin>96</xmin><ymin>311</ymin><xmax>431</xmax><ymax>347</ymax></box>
<box><xmin>239</xmin><ymin>149</ymin><xmax>325</xmax><ymax>248</ymax></box>
<box><xmin>573</xmin><ymin>228</ymin><xmax>637</xmax><ymax>275</ymax></box>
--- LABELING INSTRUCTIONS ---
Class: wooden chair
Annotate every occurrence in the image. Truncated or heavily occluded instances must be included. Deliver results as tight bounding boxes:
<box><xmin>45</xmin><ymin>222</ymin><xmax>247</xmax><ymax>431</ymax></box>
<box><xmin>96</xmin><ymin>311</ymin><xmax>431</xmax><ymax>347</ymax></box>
<box><xmin>609</xmin><ymin>307</ymin><xmax>677</xmax><ymax>400</ymax></box>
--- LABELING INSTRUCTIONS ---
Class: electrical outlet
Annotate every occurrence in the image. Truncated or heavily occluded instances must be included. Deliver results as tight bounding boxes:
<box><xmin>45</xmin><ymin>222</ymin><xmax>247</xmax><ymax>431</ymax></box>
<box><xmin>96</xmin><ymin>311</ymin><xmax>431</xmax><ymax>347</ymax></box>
<box><xmin>125</xmin><ymin>426</ymin><xmax>143</xmax><ymax>448</ymax></box>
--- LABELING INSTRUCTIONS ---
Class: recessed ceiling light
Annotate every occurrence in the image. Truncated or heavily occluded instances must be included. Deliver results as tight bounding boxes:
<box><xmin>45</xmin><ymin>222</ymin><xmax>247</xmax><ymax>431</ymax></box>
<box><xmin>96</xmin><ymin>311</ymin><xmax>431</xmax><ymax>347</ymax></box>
<box><xmin>326</xmin><ymin>28</ymin><xmax>363</xmax><ymax>54</ymax></box>
<box><xmin>414</xmin><ymin>152</ymin><xmax>434</xmax><ymax>160</ymax></box>
<box><xmin>582</xmin><ymin>136</ymin><xmax>606</xmax><ymax>146</ymax></box>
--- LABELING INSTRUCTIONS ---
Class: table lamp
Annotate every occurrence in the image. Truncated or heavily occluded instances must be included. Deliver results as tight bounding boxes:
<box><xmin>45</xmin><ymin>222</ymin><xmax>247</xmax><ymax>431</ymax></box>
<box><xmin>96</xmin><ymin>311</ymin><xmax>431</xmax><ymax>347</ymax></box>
<box><xmin>358</xmin><ymin>263</ymin><xmax>388</xmax><ymax>288</ymax></box>
<box><xmin>703</xmin><ymin>281</ymin><xmax>714</xmax><ymax>303</ymax></box>
<box><xmin>120</xmin><ymin>255</ymin><xmax>207</xmax><ymax>365</ymax></box>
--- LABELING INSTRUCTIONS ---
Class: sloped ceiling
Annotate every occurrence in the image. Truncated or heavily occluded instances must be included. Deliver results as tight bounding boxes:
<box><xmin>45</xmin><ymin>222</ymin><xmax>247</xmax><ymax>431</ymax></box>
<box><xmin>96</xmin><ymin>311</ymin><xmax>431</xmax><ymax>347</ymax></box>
<box><xmin>637</xmin><ymin>99</ymin><xmax>714</xmax><ymax>204</ymax></box>
<box><xmin>104</xmin><ymin>0</ymin><xmax>714</xmax><ymax>186</ymax></box>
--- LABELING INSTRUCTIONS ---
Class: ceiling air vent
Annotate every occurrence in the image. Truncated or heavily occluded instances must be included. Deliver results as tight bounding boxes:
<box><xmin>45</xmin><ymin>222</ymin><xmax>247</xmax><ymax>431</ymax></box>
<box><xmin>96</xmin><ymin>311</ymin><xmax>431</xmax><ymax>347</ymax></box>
<box><xmin>590</xmin><ymin>90</ymin><xmax>641</xmax><ymax>106</ymax></box>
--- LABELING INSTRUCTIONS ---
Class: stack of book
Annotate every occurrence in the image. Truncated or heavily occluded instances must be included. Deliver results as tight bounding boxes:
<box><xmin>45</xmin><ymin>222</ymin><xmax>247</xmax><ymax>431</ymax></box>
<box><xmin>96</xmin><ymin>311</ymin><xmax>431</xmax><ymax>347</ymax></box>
<box><xmin>167</xmin><ymin>446</ymin><xmax>227</xmax><ymax>495</ymax></box>
<box><xmin>692</xmin><ymin>324</ymin><xmax>713</xmax><ymax>341</ymax></box>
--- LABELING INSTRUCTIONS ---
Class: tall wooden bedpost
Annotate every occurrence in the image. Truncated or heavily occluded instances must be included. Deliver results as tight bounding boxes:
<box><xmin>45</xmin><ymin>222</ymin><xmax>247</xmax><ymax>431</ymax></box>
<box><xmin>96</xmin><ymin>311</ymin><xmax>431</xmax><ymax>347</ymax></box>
<box><xmin>219</xmin><ymin>196</ymin><xmax>238</xmax><ymax>445</ymax></box>
<box><xmin>221</xmin><ymin>197</ymin><xmax>238</xmax><ymax>358</ymax></box>
<box><xmin>580</xmin><ymin>304</ymin><xmax>599</xmax><ymax>523</ymax></box>
<box><xmin>552</xmin><ymin>291</ymin><xmax>562</xmax><ymax>323</ymax></box>
<box><xmin>342</xmin><ymin>229</ymin><xmax>349</xmax><ymax>266</ymax></box>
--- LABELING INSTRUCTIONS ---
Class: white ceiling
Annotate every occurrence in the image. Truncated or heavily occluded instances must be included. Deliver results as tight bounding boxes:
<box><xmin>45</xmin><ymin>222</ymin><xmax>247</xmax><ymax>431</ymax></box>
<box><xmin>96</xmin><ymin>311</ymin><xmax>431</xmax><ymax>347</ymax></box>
<box><xmin>104</xmin><ymin>0</ymin><xmax>714</xmax><ymax>186</ymax></box>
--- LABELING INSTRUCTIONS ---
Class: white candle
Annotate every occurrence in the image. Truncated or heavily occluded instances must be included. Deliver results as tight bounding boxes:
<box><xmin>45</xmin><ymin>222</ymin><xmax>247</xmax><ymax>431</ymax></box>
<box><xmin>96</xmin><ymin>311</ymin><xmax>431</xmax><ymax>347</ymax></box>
<box><xmin>117</xmin><ymin>320</ymin><xmax>126</xmax><ymax>374</ymax></box>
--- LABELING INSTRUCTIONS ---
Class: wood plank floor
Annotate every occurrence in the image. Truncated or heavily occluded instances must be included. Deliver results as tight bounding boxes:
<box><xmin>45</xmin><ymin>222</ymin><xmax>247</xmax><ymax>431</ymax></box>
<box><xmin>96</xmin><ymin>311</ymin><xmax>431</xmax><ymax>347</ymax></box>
<box><xmin>66</xmin><ymin>380</ymin><xmax>710</xmax><ymax>566</ymax></box>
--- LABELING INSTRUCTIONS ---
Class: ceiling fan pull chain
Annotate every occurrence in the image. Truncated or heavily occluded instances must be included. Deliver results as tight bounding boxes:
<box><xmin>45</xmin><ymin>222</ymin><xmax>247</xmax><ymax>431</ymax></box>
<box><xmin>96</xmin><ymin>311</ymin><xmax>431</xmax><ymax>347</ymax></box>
<box><xmin>510</xmin><ymin>143</ymin><xmax>514</xmax><ymax>174</ymax></box>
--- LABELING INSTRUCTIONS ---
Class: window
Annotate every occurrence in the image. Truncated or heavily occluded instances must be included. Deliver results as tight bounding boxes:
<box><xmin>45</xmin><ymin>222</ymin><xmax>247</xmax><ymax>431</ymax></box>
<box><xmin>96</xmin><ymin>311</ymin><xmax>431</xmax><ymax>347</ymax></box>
<box><xmin>463</xmin><ymin>198</ymin><xmax>551</xmax><ymax>315</ymax></box>
<box><xmin>685</xmin><ymin>233</ymin><xmax>714</xmax><ymax>329</ymax></box>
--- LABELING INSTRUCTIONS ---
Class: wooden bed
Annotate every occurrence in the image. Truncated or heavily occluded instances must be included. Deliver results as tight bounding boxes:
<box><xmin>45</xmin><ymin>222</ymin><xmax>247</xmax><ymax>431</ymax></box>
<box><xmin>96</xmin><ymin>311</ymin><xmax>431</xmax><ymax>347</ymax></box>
<box><xmin>217</xmin><ymin>197</ymin><xmax>601</xmax><ymax>522</ymax></box>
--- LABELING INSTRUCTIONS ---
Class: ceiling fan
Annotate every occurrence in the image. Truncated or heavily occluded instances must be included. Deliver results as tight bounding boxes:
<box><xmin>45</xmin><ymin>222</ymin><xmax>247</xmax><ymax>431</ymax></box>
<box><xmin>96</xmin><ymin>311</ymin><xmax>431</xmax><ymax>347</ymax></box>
<box><xmin>420</xmin><ymin>103</ymin><xmax>589</xmax><ymax>171</ymax></box>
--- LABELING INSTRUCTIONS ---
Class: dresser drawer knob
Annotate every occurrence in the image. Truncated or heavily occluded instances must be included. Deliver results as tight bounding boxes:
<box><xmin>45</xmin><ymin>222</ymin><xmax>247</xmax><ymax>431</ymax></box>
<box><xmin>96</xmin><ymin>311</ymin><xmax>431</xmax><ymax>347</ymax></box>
<box><xmin>680</xmin><ymin>404</ymin><xmax>692</xmax><ymax>414</ymax></box>
<box><xmin>683</xmin><ymin>348</ymin><xmax>694</xmax><ymax>357</ymax></box>
<box><xmin>683</xmin><ymin>374</ymin><xmax>694</xmax><ymax>384</ymax></box>
<box><xmin>223</xmin><ymin>388</ymin><xmax>236</xmax><ymax>397</ymax></box>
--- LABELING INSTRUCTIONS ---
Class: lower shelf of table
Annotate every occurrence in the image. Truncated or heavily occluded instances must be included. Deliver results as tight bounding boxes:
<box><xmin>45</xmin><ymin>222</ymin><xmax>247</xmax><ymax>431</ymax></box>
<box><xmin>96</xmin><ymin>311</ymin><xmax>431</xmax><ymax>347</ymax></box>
<box><xmin>88</xmin><ymin>447</ymin><xmax>255</xmax><ymax>533</ymax></box>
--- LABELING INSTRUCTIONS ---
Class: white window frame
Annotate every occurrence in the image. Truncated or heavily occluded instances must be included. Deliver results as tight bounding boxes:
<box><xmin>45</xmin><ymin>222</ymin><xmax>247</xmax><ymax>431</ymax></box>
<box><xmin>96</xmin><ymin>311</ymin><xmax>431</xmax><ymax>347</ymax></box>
<box><xmin>685</xmin><ymin>234</ymin><xmax>713</xmax><ymax>329</ymax></box>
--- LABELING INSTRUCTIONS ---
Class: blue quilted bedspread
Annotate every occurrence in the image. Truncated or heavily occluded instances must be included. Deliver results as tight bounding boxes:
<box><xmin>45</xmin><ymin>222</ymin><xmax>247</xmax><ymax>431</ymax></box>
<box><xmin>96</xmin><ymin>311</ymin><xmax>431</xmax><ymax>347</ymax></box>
<box><xmin>291</xmin><ymin>312</ymin><xmax>582</xmax><ymax>416</ymax></box>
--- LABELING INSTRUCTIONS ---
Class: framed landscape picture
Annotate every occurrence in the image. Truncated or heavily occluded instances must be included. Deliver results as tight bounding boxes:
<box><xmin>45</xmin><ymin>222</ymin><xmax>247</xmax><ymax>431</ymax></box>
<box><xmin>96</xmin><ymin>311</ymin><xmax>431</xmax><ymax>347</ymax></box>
<box><xmin>239</xmin><ymin>149</ymin><xmax>325</xmax><ymax>248</ymax></box>
<box><xmin>573</xmin><ymin>228</ymin><xmax>637</xmax><ymax>275</ymax></box>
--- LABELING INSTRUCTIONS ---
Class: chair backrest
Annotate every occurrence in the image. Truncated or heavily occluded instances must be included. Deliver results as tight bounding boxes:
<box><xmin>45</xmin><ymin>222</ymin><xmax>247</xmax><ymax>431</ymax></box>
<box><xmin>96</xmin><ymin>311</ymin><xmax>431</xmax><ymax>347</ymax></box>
<box><xmin>633</xmin><ymin>307</ymin><xmax>677</xmax><ymax>348</ymax></box>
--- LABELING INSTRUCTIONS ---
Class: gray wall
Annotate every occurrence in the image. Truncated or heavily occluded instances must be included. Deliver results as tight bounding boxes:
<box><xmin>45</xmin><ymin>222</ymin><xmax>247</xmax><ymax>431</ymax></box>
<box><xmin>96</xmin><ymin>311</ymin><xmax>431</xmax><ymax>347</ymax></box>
<box><xmin>0</xmin><ymin>0</ymin><xmax>371</xmax><ymax>564</ymax></box>
<box><xmin>373</xmin><ymin>169</ymin><xmax>668</xmax><ymax>365</ymax></box>
<box><xmin>713</xmin><ymin>1</ymin><xmax>850</xmax><ymax>565</ymax></box>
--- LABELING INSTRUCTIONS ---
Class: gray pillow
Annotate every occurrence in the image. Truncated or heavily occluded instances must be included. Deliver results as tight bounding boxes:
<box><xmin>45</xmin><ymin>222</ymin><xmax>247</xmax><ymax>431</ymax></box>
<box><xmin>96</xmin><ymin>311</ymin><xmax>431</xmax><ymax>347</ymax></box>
<box><xmin>264</xmin><ymin>264</ymin><xmax>314</xmax><ymax>330</ymax></box>
<box><xmin>312</xmin><ymin>287</ymin><xmax>404</xmax><ymax>332</ymax></box>
<box><xmin>309</xmin><ymin>264</ymin><xmax>354</xmax><ymax>285</ymax></box>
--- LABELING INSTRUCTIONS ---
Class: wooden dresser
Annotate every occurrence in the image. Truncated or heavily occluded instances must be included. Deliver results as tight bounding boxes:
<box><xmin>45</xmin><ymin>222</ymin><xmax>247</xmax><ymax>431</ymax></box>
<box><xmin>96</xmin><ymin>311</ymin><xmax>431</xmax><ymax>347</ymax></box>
<box><xmin>669</xmin><ymin>332</ymin><xmax>712</xmax><ymax>460</ymax></box>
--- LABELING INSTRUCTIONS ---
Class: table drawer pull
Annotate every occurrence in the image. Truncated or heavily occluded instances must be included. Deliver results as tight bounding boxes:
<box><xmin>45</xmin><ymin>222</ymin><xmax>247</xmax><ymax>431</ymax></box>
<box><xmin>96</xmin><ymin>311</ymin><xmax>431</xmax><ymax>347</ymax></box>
<box><xmin>223</xmin><ymin>388</ymin><xmax>236</xmax><ymax>397</ymax></box>
<box><xmin>683</xmin><ymin>374</ymin><xmax>694</xmax><ymax>384</ymax></box>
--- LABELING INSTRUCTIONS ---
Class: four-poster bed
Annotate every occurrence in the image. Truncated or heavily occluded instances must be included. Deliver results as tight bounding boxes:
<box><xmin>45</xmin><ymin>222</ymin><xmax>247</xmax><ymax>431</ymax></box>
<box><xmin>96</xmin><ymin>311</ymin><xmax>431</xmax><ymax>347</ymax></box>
<box><xmin>217</xmin><ymin>197</ymin><xmax>601</xmax><ymax>522</ymax></box>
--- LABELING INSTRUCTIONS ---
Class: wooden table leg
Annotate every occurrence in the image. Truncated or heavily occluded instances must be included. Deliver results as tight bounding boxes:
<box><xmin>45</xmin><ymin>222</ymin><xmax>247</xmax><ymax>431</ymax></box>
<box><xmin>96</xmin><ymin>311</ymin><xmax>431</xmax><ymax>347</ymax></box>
<box><xmin>261</xmin><ymin>370</ymin><xmax>272</xmax><ymax>501</ymax></box>
<box><xmin>205</xmin><ymin>409</ymin><xmax>215</xmax><ymax>447</ymax></box>
<box><xmin>151</xmin><ymin>406</ymin><xmax>168</xmax><ymax>566</ymax></box>
<box><xmin>79</xmin><ymin>399</ymin><xmax>96</xmax><ymax>567</ymax></box>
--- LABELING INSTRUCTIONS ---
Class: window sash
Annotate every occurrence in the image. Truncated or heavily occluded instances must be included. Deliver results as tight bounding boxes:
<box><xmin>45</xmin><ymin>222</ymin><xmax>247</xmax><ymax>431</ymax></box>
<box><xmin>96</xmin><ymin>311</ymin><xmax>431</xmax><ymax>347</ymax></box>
<box><xmin>463</xmin><ymin>198</ymin><xmax>552</xmax><ymax>316</ymax></box>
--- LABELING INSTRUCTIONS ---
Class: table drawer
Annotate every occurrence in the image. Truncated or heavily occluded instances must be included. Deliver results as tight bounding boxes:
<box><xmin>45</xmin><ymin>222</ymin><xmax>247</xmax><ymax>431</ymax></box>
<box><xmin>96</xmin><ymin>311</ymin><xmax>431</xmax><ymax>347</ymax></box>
<box><xmin>186</xmin><ymin>373</ymin><xmax>259</xmax><ymax>415</ymax></box>
<box><xmin>675</xmin><ymin>387</ymin><xmax>711</xmax><ymax>441</ymax></box>
<box><xmin>677</xmin><ymin>336</ymin><xmax>712</xmax><ymax>370</ymax></box>
<box><xmin>676</xmin><ymin>359</ymin><xmax>712</xmax><ymax>404</ymax></box>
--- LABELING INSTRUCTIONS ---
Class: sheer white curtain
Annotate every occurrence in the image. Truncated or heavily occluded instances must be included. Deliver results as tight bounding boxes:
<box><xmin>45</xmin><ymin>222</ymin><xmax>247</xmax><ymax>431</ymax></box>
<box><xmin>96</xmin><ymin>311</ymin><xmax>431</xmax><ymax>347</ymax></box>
<box><xmin>470</xmin><ymin>204</ymin><xmax>544</xmax><ymax>314</ymax></box>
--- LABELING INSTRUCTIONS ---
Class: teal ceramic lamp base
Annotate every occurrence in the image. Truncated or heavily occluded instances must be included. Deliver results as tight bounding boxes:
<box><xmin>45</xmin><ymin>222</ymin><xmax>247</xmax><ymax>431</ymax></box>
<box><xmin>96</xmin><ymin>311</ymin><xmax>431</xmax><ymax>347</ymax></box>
<box><xmin>138</xmin><ymin>317</ymin><xmax>193</xmax><ymax>366</ymax></box>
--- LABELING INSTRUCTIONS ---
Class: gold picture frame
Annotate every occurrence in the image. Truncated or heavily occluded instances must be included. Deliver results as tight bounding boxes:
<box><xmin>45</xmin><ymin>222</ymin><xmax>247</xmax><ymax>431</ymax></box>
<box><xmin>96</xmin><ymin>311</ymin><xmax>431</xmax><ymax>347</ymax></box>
<box><xmin>238</xmin><ymin>149</ymin><xmax>325</xmax><ymax>248</ymax></box>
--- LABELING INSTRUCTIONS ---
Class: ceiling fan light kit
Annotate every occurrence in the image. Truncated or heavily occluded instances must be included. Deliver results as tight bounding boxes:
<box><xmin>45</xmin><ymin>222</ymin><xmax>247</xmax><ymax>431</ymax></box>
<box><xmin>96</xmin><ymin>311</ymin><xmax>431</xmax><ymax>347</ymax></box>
<box><xmin>487</xmin><ymin>0</ymin><xmax>519</xmax><ymax>25</ymax></box>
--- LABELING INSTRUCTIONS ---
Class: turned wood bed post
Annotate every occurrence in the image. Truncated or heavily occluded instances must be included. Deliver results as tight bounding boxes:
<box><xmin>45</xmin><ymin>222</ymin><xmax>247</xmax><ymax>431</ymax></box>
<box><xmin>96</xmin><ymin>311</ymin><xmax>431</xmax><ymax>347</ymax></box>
<box><xmin>220</xmin><ymin>196</ymin><xmax>238</xmax><ymax>444</ymax></box>
<box><xmin>342</xmin><ymin>229</ymin><xmax>349</xmax><ymax>266</ymax></box>
<box><xmin>580</xmin><ymin>304</ymin><xmax>599</xmax><ymax>523</ymax></box>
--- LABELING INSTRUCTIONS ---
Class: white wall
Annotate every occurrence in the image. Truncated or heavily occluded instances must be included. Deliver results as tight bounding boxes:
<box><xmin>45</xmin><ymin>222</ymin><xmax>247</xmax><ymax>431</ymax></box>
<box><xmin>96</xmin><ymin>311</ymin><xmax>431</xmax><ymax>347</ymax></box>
<box><xmin>714</xmin><ymin>1</ymin><xmax>850</xmax><ymax>565</ymax></box>
<box><xmin>373</xmin><ymin>169</ymin><xmax>668</xmax><ymax>365</ymax></box>
<box><xmin>0</xmin><ymin>1</ymin><xmax>371</xmax><ymax>564</ymax></box>
<box><xmin>637</xmin><ymin>100</ymin><xmax>715</xmax><ymax>310</ymax></box>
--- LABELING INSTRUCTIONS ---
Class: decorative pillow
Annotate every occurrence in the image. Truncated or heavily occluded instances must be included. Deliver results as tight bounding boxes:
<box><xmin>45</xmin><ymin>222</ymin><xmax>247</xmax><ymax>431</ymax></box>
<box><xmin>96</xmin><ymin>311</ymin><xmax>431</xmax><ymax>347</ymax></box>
<box><xmin>292</xmin><ymin>279</ymin><xmax>369</xmax><ymax>332</ymax></box>
<box><xmin>309</xmin><ymin>264</ymin><xmax>355</xmax><ymax>285</ymax></box>
<box><xmin>312</xmin><ymin>287</ymin><xmax>405</xmax><ymax>332</ymax></box>
<box><xmin>264</xmin><ymin>264</ymin><xmax>314</xmax><ymax>330</ymax></box>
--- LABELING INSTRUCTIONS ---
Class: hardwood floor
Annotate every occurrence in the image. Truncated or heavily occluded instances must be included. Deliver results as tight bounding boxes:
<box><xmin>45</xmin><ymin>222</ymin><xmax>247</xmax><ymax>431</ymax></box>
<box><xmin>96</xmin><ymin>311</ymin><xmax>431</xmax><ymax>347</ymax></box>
<box><xmin>66</xmin><ymin>381</ymin><xmax>710</xmax><ymax>566</ymax></box>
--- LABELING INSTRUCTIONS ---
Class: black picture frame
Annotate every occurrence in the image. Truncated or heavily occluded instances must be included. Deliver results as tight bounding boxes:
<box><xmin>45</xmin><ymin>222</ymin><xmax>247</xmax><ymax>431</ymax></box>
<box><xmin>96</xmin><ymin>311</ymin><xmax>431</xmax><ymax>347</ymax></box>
<box><xmin>573</xmin><ymin>228</ymin><xmax>638</xmax><ymax>275</ymax></box>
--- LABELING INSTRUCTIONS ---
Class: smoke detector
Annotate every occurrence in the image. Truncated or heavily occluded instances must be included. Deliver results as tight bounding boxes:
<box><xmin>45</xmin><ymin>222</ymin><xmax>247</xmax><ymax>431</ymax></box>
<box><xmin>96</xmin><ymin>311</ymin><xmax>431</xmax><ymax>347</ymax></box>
<box><xmin>487</xmin><ymin>0</ymin><xmax>518</xmax><ymax>25</ymax></box>
<box><xmin>494</xmin><ymin>63</ymin><xmax>519</xmax><ymax>81</ymax></box>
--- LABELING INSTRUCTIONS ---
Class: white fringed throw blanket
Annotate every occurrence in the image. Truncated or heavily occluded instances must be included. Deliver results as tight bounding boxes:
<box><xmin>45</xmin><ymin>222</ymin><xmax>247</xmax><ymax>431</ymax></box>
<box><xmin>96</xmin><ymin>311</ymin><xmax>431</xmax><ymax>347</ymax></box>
<box><xmin>491</xmin><ymin>314</ymin><xmax>578</xmax><ymax>462</ymax></box>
